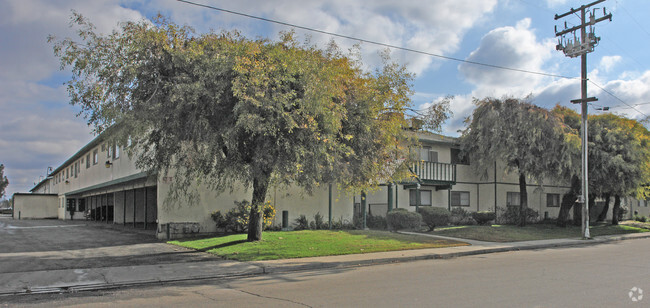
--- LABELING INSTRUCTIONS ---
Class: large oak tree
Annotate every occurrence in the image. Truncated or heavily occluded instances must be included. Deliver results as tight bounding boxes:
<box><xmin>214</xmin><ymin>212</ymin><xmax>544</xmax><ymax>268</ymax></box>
<box><xmin>50</xmin><ymin>14</ymin><xmax>417</xmax><ymax>241</ymax></box>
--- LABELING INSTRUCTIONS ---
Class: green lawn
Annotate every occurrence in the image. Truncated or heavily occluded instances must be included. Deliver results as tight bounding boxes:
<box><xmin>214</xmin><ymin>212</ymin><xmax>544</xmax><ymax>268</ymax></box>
<box><xmin>432</xmin><ymin>222</ymin><xmax>649</xmax><ymax>242</ymax></box>
<box><xmin>169</xmin><ymin>230</ymin><xmax>468</xmax><ymax>261</ymax></box>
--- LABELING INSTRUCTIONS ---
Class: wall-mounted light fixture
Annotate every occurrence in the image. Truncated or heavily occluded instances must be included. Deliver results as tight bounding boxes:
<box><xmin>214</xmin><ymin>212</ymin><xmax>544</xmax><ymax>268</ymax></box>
<box><xmin>105</xmin><ymin>161</ymin><xmax>113</xmax><ymax>168</ymax></box>
<box><xmin>65</xmin><ymin>180</ymin><xmax>70</xmax><ymax>184</ymax></box>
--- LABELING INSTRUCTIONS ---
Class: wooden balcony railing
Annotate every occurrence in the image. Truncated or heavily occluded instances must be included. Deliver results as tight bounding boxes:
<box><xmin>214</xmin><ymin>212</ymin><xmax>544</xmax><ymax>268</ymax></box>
<box><xmin>410</xmin><ymin>161</ymin><xmax>456</xmax><ymax>184</ymax></box>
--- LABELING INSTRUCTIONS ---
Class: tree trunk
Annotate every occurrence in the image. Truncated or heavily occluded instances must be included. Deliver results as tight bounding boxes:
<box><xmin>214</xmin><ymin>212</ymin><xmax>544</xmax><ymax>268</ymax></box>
<box><xmin>518</xmin><ymin>173</ymin><xmax>528</xmax><ymax>227</ymax></box>
<box><xmin>557</xmin><ymin>175</ymin><xmax>580</xmax><ymax>227</ymax></box>
<box><xmin>611</xmin><ymin>195</ymin><xmax>621</xmax><ymax>226</ymax></box>
<box><xmin>247</xmin><ymin>173</ymin><xmax>270</xmax><ymax>242</ymax></box>
<box><xmin>557</xmin><ymin>193</ymin><xmax>577</xmax><ymax>227</ymax></box>
<box><xmin>597</xmin><ymin>193</ymin><xmax>610</xmax><ymax>222</ymax></box>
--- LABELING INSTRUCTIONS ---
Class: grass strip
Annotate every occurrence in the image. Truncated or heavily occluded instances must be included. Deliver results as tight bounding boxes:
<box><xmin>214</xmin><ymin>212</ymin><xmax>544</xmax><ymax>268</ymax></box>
<box><xmin>169</xmin><ymin>230</ymin><xmax>468</xmax><ymax>261</ymax></box>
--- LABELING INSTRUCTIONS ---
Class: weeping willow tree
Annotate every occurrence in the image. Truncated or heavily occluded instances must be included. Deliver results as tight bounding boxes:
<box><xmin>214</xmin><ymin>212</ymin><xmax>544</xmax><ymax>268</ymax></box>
<box><xmin>50</xmin><ymin>14</ymin><xmax>422</xmax><ymax>241</ymax></box>
<box><xmin>461</xmin><ymin>97</ymin><xmax>570</xmax><ymax>226</ymax></box>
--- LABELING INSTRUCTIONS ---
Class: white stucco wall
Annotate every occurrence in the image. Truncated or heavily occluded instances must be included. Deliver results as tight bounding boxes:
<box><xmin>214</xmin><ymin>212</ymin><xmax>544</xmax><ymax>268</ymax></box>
<box><xmin>13</xmin><ymin>194</ymin><xmax>58</xmax><ymax>219</ymax></box>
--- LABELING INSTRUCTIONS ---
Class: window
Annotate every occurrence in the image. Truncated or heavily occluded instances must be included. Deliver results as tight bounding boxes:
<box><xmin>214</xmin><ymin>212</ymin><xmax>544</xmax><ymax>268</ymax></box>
<box><xmin>547</xmin><ymin>194</ymin><xmax>560</xmax><ymax>207</ymax></box>
<box><xmin>409</xmin><ymin>189</ymin><xmax>432</xmax><ymax>206</ymax></box>
<box><xmin>107</xmin><ymin>144</ymin><xmax>113</xmax><ymax>158</ymax></box>
<box><xmin>66</xmin><ymin>167</ymin><xmax>69</xmax><ymax>179</ymax></box>
<box><xmin>86</xmin><ymin>154</ymin><xmax>91</xmax><ymax>168</ymax></box>
<box><xmin>93</xmin><ymin>149</ymin><xmax>99</xmax><ymax>165</ymax></box>
<box><xmin>450</xmin><ymin>148</ymin><xmax>470</xmax><ymax>165</ymax></box>
<box><xmin>74</xmin><ymin>162</ymin><xmax>79</xmax><ymax>178</ymax></box>
<box><xmin>418</xmin><ymin>146</ymin><xmax>438</xmax><ymax>162</ymax></box>
<box><xmin>507</xmin><ymin>192</ymin><xmax>520</xmax><ymax>206</ymax></box>
<box><xmin>451</xmin><ymin>191</ymin><xmax>470</xmax><ymax>207</ymax></box>
<box><xmin>113</xmin><ymin>144</ymin><xmax>120</xmax><ymax>159</ymax></box>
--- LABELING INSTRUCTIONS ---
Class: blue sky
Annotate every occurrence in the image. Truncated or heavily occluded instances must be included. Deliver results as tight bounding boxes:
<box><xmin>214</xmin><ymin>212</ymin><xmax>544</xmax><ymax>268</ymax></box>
<box><xmin>1</xmin><ymin>0</ymin><xmax>649</xmax><ymax>197</ymax></box>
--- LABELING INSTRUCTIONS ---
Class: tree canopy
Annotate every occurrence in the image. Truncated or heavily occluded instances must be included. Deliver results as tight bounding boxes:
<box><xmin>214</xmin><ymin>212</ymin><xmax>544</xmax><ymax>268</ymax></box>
<box><xmin>50</xmin><ymin>14</ymin><xmax>418</xmax><ymax>240</ymax></box>
<box><xmin>553</xmin><ymin>106</ymin><xmax>650</xmax><ymax>224</ymax></box>
<box><xmin>0</xmin><ymin>164</ymin><xmax>8</xmax><ymax>199</ymax></box>
<box><xmin>460</xmin><ymin>97</ymin><xmax>568</xmax><ymax>226</ymax></box>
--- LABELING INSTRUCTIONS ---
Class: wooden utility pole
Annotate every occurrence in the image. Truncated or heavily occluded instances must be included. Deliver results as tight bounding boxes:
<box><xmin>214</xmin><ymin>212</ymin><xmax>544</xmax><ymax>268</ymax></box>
<box><xmin>555</xmin><ymin>0</ymin><xmax>611</xmax><ymax>239</ymax></box>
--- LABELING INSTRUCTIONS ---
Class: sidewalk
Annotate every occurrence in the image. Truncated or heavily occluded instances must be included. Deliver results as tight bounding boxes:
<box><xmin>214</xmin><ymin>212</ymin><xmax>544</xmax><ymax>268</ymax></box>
<box><xmin>2</xmin><ymin>232</ymin><xmax>650</xmax><ymax>296</ymax></box>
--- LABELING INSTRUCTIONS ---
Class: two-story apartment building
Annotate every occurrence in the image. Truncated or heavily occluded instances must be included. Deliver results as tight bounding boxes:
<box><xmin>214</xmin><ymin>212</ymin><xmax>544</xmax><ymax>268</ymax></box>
<box><xmin>18</xmin><ymin>130</ymin><xmax>647</xmax><ymax>239</ymax></box>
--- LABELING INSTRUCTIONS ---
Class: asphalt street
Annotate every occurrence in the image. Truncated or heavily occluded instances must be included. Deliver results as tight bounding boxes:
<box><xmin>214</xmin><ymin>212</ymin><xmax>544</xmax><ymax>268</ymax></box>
<box><xmin>5</xmin><ymin>237</ymin><xmax>650</xmax><ymax>307</ymax></box>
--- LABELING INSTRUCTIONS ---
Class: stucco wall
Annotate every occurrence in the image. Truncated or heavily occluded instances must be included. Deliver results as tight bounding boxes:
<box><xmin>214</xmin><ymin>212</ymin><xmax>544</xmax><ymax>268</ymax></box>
<box><xmin>13</xmin><ymin>194</ymin><xmax>58</xmax><ymax>219</ymax></box>
<box><xmin>156</xmin><ymin>180</ymin><xmax>355</xmax><ymax>239</ymax></box>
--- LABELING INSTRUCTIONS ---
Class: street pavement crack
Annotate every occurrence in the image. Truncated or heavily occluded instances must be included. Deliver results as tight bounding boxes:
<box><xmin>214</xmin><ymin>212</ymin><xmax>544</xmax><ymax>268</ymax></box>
<box><xmin>236</xmin><ymin>288</ymin><xmax>313</xmax><ymax>307</ymax></box>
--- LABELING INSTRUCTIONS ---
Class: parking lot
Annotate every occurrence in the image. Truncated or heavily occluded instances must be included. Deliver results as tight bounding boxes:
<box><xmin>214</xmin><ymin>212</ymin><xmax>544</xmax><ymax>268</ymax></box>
<box><xmin>0</xmin><ymin>216</ymin><xmax>218</xmax><ymax>274</ymax></box>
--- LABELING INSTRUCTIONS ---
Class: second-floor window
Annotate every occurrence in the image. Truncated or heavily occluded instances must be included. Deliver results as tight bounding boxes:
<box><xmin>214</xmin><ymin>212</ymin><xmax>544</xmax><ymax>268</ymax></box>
<box><xmin>113</xmin><ymin>144</ymin><xmax>120</xmax><ymax>159</ymax></box>
<box><xmin>450</xmin><ymin>148</ymin><xmax>470</xmax><ymax>165</ymax></box>
<box><xmin>86</xmin><ymin>154</ymin><xmax>91</xmax><ymax>168</ymax></box>
<box><xmin>418</xmin><ymin>146</ymin><xmax>438</xmax><ymax>162</ymax></box>
<box><xmin>93</xmin><ymin>149</ymin><xmax>99</xmax><ymax>165</ymax></box>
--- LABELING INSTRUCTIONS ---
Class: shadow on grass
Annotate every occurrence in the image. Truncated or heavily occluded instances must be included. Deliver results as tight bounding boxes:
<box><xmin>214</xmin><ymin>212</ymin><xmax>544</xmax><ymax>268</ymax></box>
<box><xmin>197</xmin><ymin>239</ymin><xmax>248</xmax><ymax>252</ymax></box>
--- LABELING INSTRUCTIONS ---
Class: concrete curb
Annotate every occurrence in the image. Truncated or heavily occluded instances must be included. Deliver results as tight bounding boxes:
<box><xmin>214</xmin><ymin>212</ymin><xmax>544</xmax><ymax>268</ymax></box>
<box><xmin>3</xmin><ymin>232</ymin><xmax>650</xmax><ymax>297</ymax></box>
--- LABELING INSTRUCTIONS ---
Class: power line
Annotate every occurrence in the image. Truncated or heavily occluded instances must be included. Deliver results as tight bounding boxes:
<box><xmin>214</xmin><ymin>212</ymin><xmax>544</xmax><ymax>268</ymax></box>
<box><xmin>588</xmin><ymin>80</ymin><xmax>648</xmax><ymax>117</ymax></box>
<box><xmin>617</xmin><ymin>0</ymin><xmax>650</xmax><ymax>39</ymax></box>
<box><xmin>175</xmin><ymin>0</ymin><xmax>576</xmax><ymax>80</ymax></box>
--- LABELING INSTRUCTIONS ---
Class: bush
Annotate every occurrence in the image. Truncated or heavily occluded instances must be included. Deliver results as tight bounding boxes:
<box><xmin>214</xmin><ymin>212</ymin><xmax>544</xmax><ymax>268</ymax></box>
<box><xmin>497</xmin><ymin>206</ymin><xmax>539</xmax><ymax>225</ymax></box>
<box><xmin>293</xmin><ymin>214</ymin><xmax>309</xmax><ymax>230</ymax></box>
<box><xmin>472</xmin><ymin>211</ymin><xmax>496</xmax><ymax>225</ymax></box>
<box><xmin>634</xmin><ymin>215</ymin><xmax>647</xmax><ymax>223</ymax></box>
<box><xmin>417</xmin><ymin>207</ymin><xmax>450</xmax><ymax>231</ymax></box>
<box><xmin>386</xmin><ymin>208</ymin><xmax>422</xmax><ymax>231</ymax></box>
<box><xmin>450</xmin><ymin>207</ymin><xmax>474</xmax><ymax>225</ymax></box>
<box><xmin>221</xmin><ymin>200</ymin><xmax>276</xmax><ymax>233</ymax></box>
<box><xmin>210</xmin><ymin>210</ymin><xmax>227</xmax><ymax>231</ymax></box>
<box><xmin>617</xmin><ymin>205</ymin><xmax>629</xmax><ymax>221</ymax></box>
<box><xmin>309</xmin><ymin>212</ymin><xmax>328</xmax><ymax>230</ymax></box>
<box><xmin>366</xmin><ymin>214</ymin><xmax>387</xmax><ymax>230</ymax></box>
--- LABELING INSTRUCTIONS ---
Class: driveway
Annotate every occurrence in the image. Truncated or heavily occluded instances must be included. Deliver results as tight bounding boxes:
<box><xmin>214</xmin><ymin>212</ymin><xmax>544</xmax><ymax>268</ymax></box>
<box><xmin>0</xmin><ymin>216</ymin><xmax>218</xmax><ymax>274</ymax></box>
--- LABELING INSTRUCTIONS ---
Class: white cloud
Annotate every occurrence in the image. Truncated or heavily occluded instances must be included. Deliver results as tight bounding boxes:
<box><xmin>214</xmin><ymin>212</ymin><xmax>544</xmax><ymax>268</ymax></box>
<box><xmin>599</xmin><ymin>55</ymin><xmax>622</xmax><ymax>73</ymax></box>
<box><xmin>458</xmin><ymin>18</ymin><xmax>556</xmax><ymax>98</ymax></box>
<box><xmin>149</xmin><ymin>0</ymin><xmax>498</xmax><ymax>76</ymax></box>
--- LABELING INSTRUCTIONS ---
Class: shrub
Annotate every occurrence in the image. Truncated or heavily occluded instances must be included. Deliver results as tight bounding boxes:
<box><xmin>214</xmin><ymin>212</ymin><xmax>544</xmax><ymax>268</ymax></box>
<box><xmin>634</xmin><ymin>215</ymin><xmax>647</xmax><ymax>223</ymax></box>
<box><xmin>497</xmin><ymin>206</ymin><xmax>539</xmax><ymax>225</ymax></box>
<box><xmin>222</xmin><ymin>200</ymin><xmax>276</xmax><ymax>233</ymax></box>
<box><xmin>210</xmin><ymin>210</ymin><xmax>227</xmax><ymax>231</ymax></box>
<box><xmin>617</xmin><ymin>206</ymin><xmax>629</xmax><ymax>221</ymax></box>
<box><xmin>386</xmin><ymin>208</ymin><xmax>422</xmax><ymax>231</ymax></box>
<box><xmin>450</xmin><ymin>207</ymin><xmax>474</xmax><ymax>225</ymax></box>
<box><xmin>293</xmin><ymin>214</ymin><xmax>309</xmax><ymax>230</ymax></box>
<box><xmin>366</xmin><ymin>214</ymin><xmax>387</xmax><ymax>230</ymax></box>
<box><xmin>472</xmin><ymin>211</ymin><xmax>496</xmax><ymax>225</ymax></box>
<box><xmin>417</xmin><ymin>207</ymin><xmax>450</xmax><ymax>231</ymax></box>
<box><xmin>310</xmin><ymin>212</ymin><xmax>328</xmax><ymax>230</ymax></box>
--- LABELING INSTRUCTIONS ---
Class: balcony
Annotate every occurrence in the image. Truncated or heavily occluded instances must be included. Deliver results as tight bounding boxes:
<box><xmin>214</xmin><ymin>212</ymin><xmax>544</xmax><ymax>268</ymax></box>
<box><xmin>410</xmin><ymin>161</ymin><xmax>456</xmax><ymax>185</ymax></box>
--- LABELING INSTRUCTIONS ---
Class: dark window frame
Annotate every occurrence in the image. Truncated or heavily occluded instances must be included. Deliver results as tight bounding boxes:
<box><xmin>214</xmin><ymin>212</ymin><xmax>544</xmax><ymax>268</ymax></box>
<box><xmin>546</xmin><ymin>193</ymin><xmax>560</xmax><ymax>207</ymax></box>
<box><xmin>451</xmin><ymin>191</ymin><xmax>470</xmax><ymax>207</ymax></box>
<box><xmin>409</xmin><ymin>189</ymin><xmax>432</xmax><ymax>206</ymax></box>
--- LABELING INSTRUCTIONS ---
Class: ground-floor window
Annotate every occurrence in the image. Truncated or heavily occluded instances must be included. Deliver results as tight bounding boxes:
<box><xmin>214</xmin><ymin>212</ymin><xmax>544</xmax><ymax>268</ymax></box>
<box><xmin>409</xmin><ymin>189</ymin><xmax>432</xmax><ymax>206</ymax></box>
<box><xmin>546</xmin><ymin>193</ymin><xmax>560</xmax><ymax>207</ymax></box>
<box><xmin>507</xmin><ymin>192</ymin><xmax>520</xmax><ymax>206</ymax></box>
<box><xmin>451</xmin><ymin>191</ymin><xmax>470</xmax><ymax>207</ymax></box>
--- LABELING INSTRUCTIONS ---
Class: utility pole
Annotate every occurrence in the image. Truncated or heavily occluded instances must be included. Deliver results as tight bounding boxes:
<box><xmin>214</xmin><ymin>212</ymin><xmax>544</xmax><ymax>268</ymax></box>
<box><xmin>555</xmin><ymin>0</ymin><xmax>611</xmax><ymax>239</ymax></box>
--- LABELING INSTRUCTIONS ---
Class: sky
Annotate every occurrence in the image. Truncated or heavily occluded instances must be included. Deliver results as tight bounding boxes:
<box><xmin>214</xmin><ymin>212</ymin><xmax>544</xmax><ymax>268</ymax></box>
<box><xmin>1</xmin><ymin>0</ymin><xmax>649</xmax><ymax>197</ymax></box>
